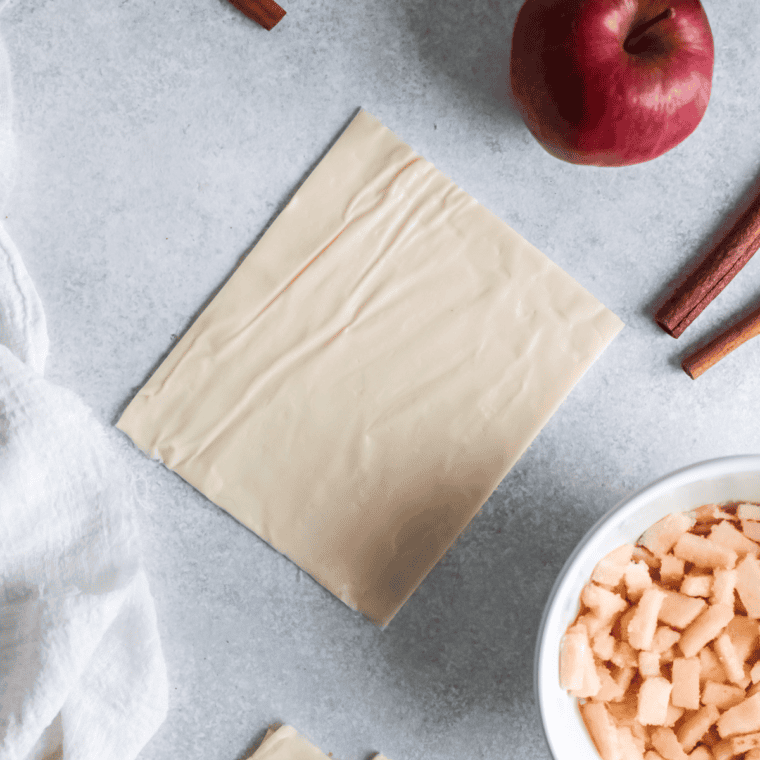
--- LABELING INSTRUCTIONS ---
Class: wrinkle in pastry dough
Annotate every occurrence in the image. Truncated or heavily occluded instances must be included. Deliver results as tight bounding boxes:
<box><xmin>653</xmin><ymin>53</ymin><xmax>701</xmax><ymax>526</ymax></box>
<box><xmin>117</xmin><ymin>109</ymin><xmax>623</xmax><ymax>626</ymax></box>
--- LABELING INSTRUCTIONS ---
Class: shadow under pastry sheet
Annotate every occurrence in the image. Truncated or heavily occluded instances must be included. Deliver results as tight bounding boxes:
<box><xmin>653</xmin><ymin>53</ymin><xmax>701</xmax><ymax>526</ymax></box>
<box><xmin>117</xmin><ymin>109</ymin><xmax>623</xmax><ymax>627</ymax></box>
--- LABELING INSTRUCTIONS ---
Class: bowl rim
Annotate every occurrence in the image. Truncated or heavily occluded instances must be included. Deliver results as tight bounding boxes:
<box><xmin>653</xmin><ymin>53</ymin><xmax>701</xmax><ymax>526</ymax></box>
<box><xmin>533</xmin><ymin>453</ymin><xmax>760</xmax><ymax>760</ymax></box>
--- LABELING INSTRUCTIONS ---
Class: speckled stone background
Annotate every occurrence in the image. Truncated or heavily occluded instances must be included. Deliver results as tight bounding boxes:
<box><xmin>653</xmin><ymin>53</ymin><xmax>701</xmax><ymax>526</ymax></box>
<box><xmin>3</xmin><ymin>0</ymin><xmax>760</xmax><ymax>758</ymax></box>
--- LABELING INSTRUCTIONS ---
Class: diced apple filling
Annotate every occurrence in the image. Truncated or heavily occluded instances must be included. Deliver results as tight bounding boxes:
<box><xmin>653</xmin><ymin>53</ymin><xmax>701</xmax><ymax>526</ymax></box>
<box><xmin>641</xmin><ymin>512</ymin><xmax>696</xmax><ymax>557</ymax></box>
<box><xmin>716</xmin><ymin>692</ymin><xmax>760</xmax><ymax>738</ymax></box>
<box><xmin>625</xmin><ymin>561</ymin><xmax>653</xmax><ymax>602</ymax></box>
<box><xmin>671</xmin><ymin>656</ymin><xmax>700</xmax><ymax>710</ymax></box>
<box><xmin>673</xmin><ymin>533</ymin><xmax>737</xmax><ymax>571</ymax></box>
<box><xmin>735</xmin><ymin>554</ymin><xmax>760</xmax><ymax>618</ymax></box>
<box><xmin>561</xmin><ymin>624</ymin><xmax>601</xmax><ymax>696</ymax></box>
<box><xmin>676</xmin><ymin>704</ymin><xmax>719</xmax><ymax>752</ymax></box>
<box><xmin>650</xmin><ymin>727</ymin><xmax>689</xmax><ymax>760</ymax></box>
<box><xmin>678</xmin><ymin>604</ymin><xmax>734</xmax><ymax>659</ymax></box>
<box><xmin>659</xmin><ymin>555</ymin><xmax>686</xmax><ymax>585</ymax></box>
<box><xmin>593</xmin><ymin>544</ymin><xmax>636</xmax><ymax>587</ymax></box>
<box><xmin>699</xmin><ymin>647</ymin><xmax>728</xmax><ymax>684</ymax></box>
<box><xmin>742</xmin><ymin>519</ymin><xmax>760</xmax><ymax>543</ymax></box>
<box><xmin>637</xmin><ymin>677</ymin><xmax>673</xmax><ymax>726</ymax></box>
<box><xmin>563</xmin><ymin>502</ymin><xmax>760</xmax><ymax>760</ymax></box>
<box><xmin>709</xmin><ymin>569</ymin><xmax>736</xmax><ymax>607</ymax></box>
<box><xmin>581</xmin><ymin>701</ymin><xmax>621</xmax><ymax>760</ymax></box>
<box><xmin>628</xmin><ymin>588</ymin><xmax>667</xmax><ymax>651</ymax></box>
<box><xmin>658</xmin><ymin>592</ymin><xmax>706</xmax><ymax>630</ymax></box>
<box><xmin>701</xmin><ymin>681</ymin><xmax>746</xmax><ymax>709</ymax></box>
<box><xmin>713</xmin><ymin>632</ymin><xmax>748</xmax><ymax>686</ymax></box>
<box><xmin>709</xmin><ymin>520</ymin><xmax>760</xmax><ymax>557</ymax></box>
<box><xmin>738</xmin><ymin>503</ymin><xmax>760</xmax><ymax>521</ymax></box>
<box><xmin>680</xmin><ymin>573</ymin><xmax>712</xmax><ymax>598</ymax></box>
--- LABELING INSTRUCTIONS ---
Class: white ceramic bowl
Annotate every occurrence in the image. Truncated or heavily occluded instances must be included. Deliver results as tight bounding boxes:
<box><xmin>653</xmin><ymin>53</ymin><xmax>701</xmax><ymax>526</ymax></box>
<box><xmin>534</xmin><ymin>454</ymin><xmax>760</xmax><ymax>760</ymax></box>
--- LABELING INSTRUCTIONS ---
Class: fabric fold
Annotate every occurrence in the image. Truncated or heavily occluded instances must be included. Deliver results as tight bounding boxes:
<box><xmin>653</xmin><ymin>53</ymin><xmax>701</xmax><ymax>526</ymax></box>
<box><xmin>0</xmin><ymin>74</ymin><xmax>167</xmax><ymax>760</ymax></box>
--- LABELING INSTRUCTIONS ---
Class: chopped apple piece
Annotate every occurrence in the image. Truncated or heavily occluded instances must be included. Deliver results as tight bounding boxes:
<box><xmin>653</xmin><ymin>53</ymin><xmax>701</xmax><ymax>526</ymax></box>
<box><xmin>633</xmin><ymin>545</ymin><xmax>661</xmax><ymax>569</ymax></box>
<box><xmin>571</xmin><ymin>664</ymin><xmax>604</xmax><ymax>698</ymax></box>
<box><xmin>583</xmin><ymin>583</ymin><xmax>630</xmax><ymax>624</ymax></box>
<box><xmin>716</xmin><ymin>692</ymin><xmax>760</xmax><ymax>738</ymax></box>
<box><xmin>709</xmin><ymin>569</ymin><xmax>736</xmax><ymax>607</ymax></box>
<box><xmin>673</xmin><ymin>534</ymin><xmax>737</xmax><ymax>571</ymax></box>
<box><xmin>639</xmin><ymin>650</ymin><xmax>660</xmax><ymax>678</ymax></box>
<box><xmin>680</xmin><ymin>574</ymin><xmax>713</xmax><ymax>598</ymax></box>
<box><xmin>710</xmin><ymin>520</ymin><xmax>760</xmax><ymax>556</ymax></box>
<box><xmin>701</xmin><ymin>681</ymin><xmax>746</xmax><ymax>709</ymax></box>
<box><xmin>671</xmin><ymin>656</ymin><xmax>701</xmax><ymax>709</ymax></box>
<box><xmin>614</xmin><ymin>666</ymin><xmax>636</xmax><ymax>696</ymax></box>
<box><xmin>730</xmin><ymin>730</ymin><xmax>760</xmax><ymax>754</ymax></box>
<box><xmin>650</xmin><ymin>726</ymin><xmax>690</xmax><ymax>760</ymax></box>
<box><xmin>679</xmin><ymin>604</ymin><xmax>734</xmax><ymax>658</ymax></box>
<box><xmin>642</xmin><ymin>512</ymin><xmax>696</xmax><ymax>557</ymax></box>
<box><xmin>561</xmin><ymin>625</ymin><xmax>599</xmax><ymax>694</ymax></box>
<box><xmin>581</xmin><ymin>701</ymin><xmax>621</xmax><ymax>760</ymax></box>
<box><xmin>713</xmin><ymin>632</ymin><xmax>748</xmax><ymax>686</ymax></box>
<box><xmin>637</xmin><ymin>677</ymin><xmax>673</xmax><ymax>726</ymax></box>
<box><xmin>597</xmin><ymin>665</ymin><xmax>627</xmax><ymax>703</ymax></box>
<box><xmin>660</xmin><ymin>555</ymin><xmax>686</xmax><ymax>586</ymax></box>
<box><xmin>665</xmin><ymin>704</ymin><xmax>685</xmax><ymax>728</ymax></box>
<box><xmin>596</xmin><ymin>665</ymin><xmax>636</xmax><ymax>704</ymax></box>
<box><xmin>607</xmin><ymin>695</ymin><xmax>639</xmax><ymax>725</ymax></box>
<box><xmin>677</xmin><ymin>704</ymin><xmax>720</xmax><ymax>752</ymax></box>
<box><xmin>692</xmin><ymin>504</ymin><xmax>729</xmax><ymax>523</ymax></box>
<box><xmin>593</xmin><ymin>544</ymin><xmax>636</xmax><ymax>587</ymax></box>
<box><xmin>746</xmin><ymin>749</ymin><xmax>760</xmax><ymax>760</ymax></box>
<box><xmin>659</xmin><ymin>592</ymin><xmax>707</xmax><ymax>630</ymax></box>
<box><xmin>725</xmin><ymin>615</ymin><xmax>759</xmax><ymax>662</ymax></box>
<box><xmin>752</xmin><ymin>661</ymin><xmax>760</xmax><ymax>684</ymax></box>
<box><xmin>652</xmin><ymin>627</ymin><xmax>681</xmax><ymax>654</ymax></box>
<box><xmin>629</xmin><ymin>720</ymin><xmax>649</xmax><ymax>752</ymax></box>
<box><xmin>618</xmin><ymin>726</ymin><xmax>646</xmax><ymax>760</ymax></box>
<box><xmin>742</xmin><ymin>519</ymin><xmax>760</xmax><ymax>543</ymax></box>
<box><xmin>617</xmin><ymin>606</ymin><xmax>638</xmax><ymax>642</ymax></box>
<box><xmin>578</xmin><ymin>612</ymin><xmax>608</xmax><ymax>638</ymax></box>
<box><xmin>612</xmin><ymin>640</ymin><xmax>638</xmax><ymax>669</ymax></box>
<box><xmin>735</xmin><ymin>554</ymin><xmax>760</xmax><ymax>618</ymax></box>
<box><xmin>738</xmin><ymin>503</ymin><xmax>760</xmax><ymax>521</ymax></box>
<box><xmin>699</xmin><ymin>647</ymin><xmax>728</xmax><ymax>684</ymax></box>
<box><xmin>593</xmin><ymin>626</ymin><xmax>617</xmax><ymax>661</ymax></box>
<box><xmin>629</xmin><ymin>587</ymin><xmax>667</xmax><ymax>651</ymax></box>
<box><xmin>625</xmin><ymin>561</ymin><xmax>654</xmax><ymax>602</ymax></box>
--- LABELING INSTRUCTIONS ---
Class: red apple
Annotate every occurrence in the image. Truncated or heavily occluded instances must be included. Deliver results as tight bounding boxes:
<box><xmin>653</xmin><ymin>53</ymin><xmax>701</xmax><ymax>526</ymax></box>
<box><xmin>509</xmin><ymin>0</ymin><xmax>714</xmax><ymax>166</ymax></box>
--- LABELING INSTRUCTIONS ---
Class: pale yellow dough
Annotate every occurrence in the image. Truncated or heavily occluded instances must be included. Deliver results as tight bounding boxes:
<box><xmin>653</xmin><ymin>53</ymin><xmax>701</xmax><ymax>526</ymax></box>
<box><xmin>245</xmin><ymin>725</ymin><xmax>389</xmax><ymax>760</ymax></box>
<box><xmin>117</xmin><ymin>109</ymin><xmax>623</xmax><ymax>626</ymax></box>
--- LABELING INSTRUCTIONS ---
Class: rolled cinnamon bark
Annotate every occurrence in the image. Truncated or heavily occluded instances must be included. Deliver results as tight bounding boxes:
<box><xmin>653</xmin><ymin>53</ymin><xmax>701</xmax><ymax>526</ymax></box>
<box><xmin>682</xmin><ymin>300</ymin><xmax>760</xmax><ymax>379</ymax></box>
<box><xmin>656</xmin><ymin>189</ymin><xmax>760</xmax><ymax>338</ymax></box>
<box><xmin>227</xmin><ymin>0</ymin><xmax>286</xmax><ymax>30</ymax></box>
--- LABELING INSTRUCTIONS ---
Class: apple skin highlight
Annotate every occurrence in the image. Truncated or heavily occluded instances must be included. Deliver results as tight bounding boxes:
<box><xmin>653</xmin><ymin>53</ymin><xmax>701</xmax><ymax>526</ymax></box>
<box><xmin>509</xmin><ymin>0</ymin><xmax>714</xmax><ymax>167</ymax></box>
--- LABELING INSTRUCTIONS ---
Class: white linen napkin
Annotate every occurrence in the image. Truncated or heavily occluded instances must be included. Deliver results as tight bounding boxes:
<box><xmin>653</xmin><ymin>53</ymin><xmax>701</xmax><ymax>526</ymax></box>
<box><xmin>0</xmin><ymin>27</ymin><xmax>168</xmax><ymax>760</ymax></box>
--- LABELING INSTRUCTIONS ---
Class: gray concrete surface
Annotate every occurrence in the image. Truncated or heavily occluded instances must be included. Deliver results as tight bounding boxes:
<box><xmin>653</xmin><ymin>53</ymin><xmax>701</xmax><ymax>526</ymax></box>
<box><xmin>3</xmin><ymin>0</ymin><xmax>759</xmax><ymax>758</ymax></box>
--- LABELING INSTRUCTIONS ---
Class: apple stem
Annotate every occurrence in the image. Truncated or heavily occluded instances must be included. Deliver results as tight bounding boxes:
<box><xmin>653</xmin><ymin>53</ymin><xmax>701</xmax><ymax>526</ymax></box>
<box><xmin>624</xmin><ymin>8</ymin><xmax>673</xmax><ymax>54</ymax></box>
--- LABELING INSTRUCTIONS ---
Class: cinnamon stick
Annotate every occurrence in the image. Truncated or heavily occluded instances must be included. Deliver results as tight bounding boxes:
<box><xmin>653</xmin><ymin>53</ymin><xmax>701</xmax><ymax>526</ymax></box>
<box><xmin>655</xmin><ymin>187</ymin><xmax>760</xmax><ymax>338</ymax></box>
<box><xmin>682</xmin><ymin>300</ymin><xmax>760</xmax><ymax>379</ymax></box>
<box><xmin>227</xmin><ymin>0</ymin><xmax>286</xmax><ymax>30</ymax></box>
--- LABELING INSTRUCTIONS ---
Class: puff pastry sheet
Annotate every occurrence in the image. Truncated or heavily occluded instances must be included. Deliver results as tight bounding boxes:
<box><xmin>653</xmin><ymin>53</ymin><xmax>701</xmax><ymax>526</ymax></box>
<box><xmin>117</xmin><ymin>109</ymin><xmax>623</xmax><ymax>626</ymax></box>
<box><xmin>246</xmin><ymin>725</ymin><xmax>389</xmax><ymax>760</ymax></box>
